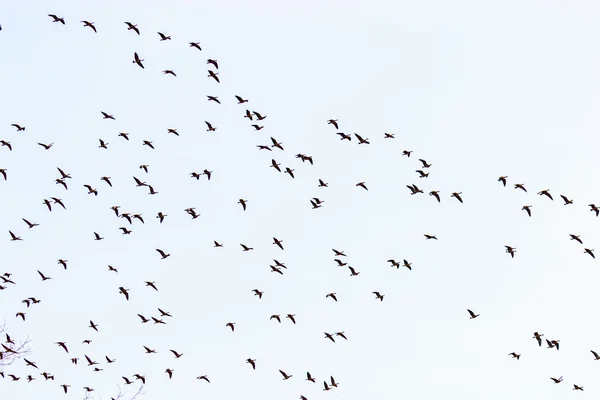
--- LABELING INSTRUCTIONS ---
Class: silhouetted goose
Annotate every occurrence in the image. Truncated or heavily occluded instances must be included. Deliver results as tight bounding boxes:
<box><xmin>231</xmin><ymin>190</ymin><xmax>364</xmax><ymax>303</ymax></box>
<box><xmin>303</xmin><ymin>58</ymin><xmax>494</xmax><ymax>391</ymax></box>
<box><xmin>514</xmin><ymin>183</ymin><xmax>527</xmax><ymax>192</ymax></box>
<box><xmin>356</xmin><ymin>182</ymin><xmax>368</xmax><ymax>191</ymax></box>
<box><xmin>133</xmin><ymin>52</ymin><xmax>144</xmax><ymax>69</ymax></box>
<box><xmin>158</xmin><ymin>32</ymin><xmax>171</xmax><ymax>41</ymax></box>
<box><xmin>537</xmin><ymin>189</ymin><xmax>553</xmax><ymax>200</ymax></box>
<box><xmin>81</xmin><ymin>21</ymin><xmax>96</xmax><ymax>32</ymax></box>
<box><xmin>207</xmin><ymin>59</ymin><xmax>219</xmax><ymax>69</ymax></box>
<box><xmin>48</xmin><ymin>14</ymin><xmax>65</xmax><ymax>24</ymax></box>
<box><xmin>125</xmin><ymin>22</ymin><xmax>140</xmax><ymax>34</ymax></box>
<box><xmin>560</xmin><ymin>195</ymin><xmax>573</xmax><ymax>205</ymax></box>
<box><xmin>570</xmin><ymin>234</ymin><xmax>583</xmax><ymax>244</ymax></box>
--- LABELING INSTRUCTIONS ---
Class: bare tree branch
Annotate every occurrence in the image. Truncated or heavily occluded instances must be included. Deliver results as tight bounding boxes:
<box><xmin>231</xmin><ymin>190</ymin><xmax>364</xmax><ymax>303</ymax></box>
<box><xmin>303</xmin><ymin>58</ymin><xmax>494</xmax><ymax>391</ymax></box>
<box><xmin>0</xmin><ymin>321</ymin><xmax>32</xmax><ymax>371</ymax></box>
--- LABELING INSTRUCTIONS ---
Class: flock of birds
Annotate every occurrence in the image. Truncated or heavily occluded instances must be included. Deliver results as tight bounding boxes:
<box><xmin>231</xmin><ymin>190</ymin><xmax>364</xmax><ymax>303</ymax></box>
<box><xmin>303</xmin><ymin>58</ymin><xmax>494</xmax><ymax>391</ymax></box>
<box><xmin>1</xmin><ymin>11</ymin><xmax>599</xmax><ymax>400</ymax></box>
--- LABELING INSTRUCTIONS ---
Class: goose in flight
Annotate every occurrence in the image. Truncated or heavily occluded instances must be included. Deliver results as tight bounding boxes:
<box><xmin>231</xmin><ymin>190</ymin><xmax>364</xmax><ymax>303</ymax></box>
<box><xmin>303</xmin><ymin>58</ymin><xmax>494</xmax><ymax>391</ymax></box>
<box><xmin>591</xmin><ymin>350</ymin><xmax>600</xmax><ymax>360</ymax></box>
<box><xmin>355</xmin><ymin>134</ymin><xmax>370</xmax><ymax>144</ymax></box>
<box><xmin>537</xmin><ymin>189</ymin><xmax>553</xmax><ymax>200</ymax></box>
<box><xmin>208</xmin><ymin>70</ymin><xmax>219</xmax><ymax>82</ymax></box>
<box><xmin>48</xmin><ymin>14</ymin><xmax>65</xmax><ymax>24</ymax></box>
<box><xmin>133</xmin><ymin>52</ymin><xmax>144</xmax><ymax>69</ymax></box>
<box><xmin>533</xmin><ymin>332</ymin><xmax>544</xmax><ymax>347</ymax></box>
<box><xmin>505</xmin><ymin>245</ymin><xmax>516</xmax><ymax>258</ymax></box>
<box><xmin>522</xmin><ymin>205</ymin><xmax>532</xmax><ymax>217</ymax></box>
<box><xmin>451</xmin><ymin>192</ymin><xmax>463</xmax><ymax>203</ymax></box>
<box><xmin>407</xmin><ymin>184</ymin><xmax>423</xmax><ymax>195</ymax></box>
<box><xmin>119</xmin><ymin>287</ymin><xmax>130</xmax><ymax>300</ymax></box>
<box><xmin>508</xmin><ymin>352</ymin><xmax>520</xmax><ymax>360</ymax></box>
<box><xmin>125</xmin><ymin>22</ymin><xmax>140</xmax><ymax>34</ymax></box>
<box><xmin>271</xmin><ymin>159</ymin><xmax>282</xmax><ymax>172</ymax></box>
<box><xmin>584</xmin><ymin>248</ymin><xmax>595</xmax><ymax>259</ymax></box>
<box><xmin>205</xmin><ymin>121</ymin><xmax>216</xmax><ymax>131</ymax></box>
<box><xmin>337</xmin><ymin>132</ymin><xmax>351</xmax><ymax>141</ymax></box>
<box><xmin>273</xmin><ymin>237</ymin><xmax>284</xmax><ymax>250</ymax></box>
<box><xmin>514</xmin><ymin>183</ymin><xmax>527</xmax><ymax>192</ymax></box>
<box><xmin>419</xmin><ymin>159</ymin><xmax>432</xmax><ymax>168</ymax></box>
<box><xmin>163</xmin><ymin>70</ymin><xmax>177</xmax><ymax>77</ymax></box>
<box><xmin>550</xmin><ymin>376</ymin><xmax>563</xmax><ymax>383</ymax></box>
<box><xmin>81</xmin><ymin>21</ymin><xmax>97</xmax><ymax>32</ymax></box>
<box><xmin>170</xmin><ymin>350</ymin><xmax>183</xmax><ymax>358</ymax></box>
<box><xmin>373</xmin><ymin>291</ymin><xmax>384</xmax><ymax>301</ymax></box>
<box><xmin>279</xmin><ymin>370</ymin><xmax>292</xmax><ymax>380</ymax></box>
<box><xmin>327</xmin><ymin>119</ymin><xmax>339</xmax><ymax>129</ymax></box>
<box><xmin>207</xmin><ymin>59</ymin><xmax>219</xmax><ymax>69</ymax></box>
<box><xmin>238</xmin><ymin>199</ymin><xmax>248</xmax><ymax>211</ymax></box>
<box><xmin>235</xmin><ymin>95</ymin><xmax>248</xmax><ymax>104</ymax></box>
<box><xmin>246</xmin><ymin>358</ymin><xmax>256</xmax><ymax>369</ymax></box>
<box><xmin>158</xmin><ymin>32</ymin><xmax>172</xmax><ymax>41</ymax></box>
<box><xmin>156</xmin><ymin>249</ymin><xmax>170</xmax><ymax>259</ymax></box>
<box><xmin>11</xmin><ymin>123</ymin><xmax>25</xmax><ymax>131</ymax></box>
<box><xmin>38</xmin><ymin>142</ymin><xmax>54</xmax><ymax>150</ymax></box>
<box><xmin>101</xmin><ymin>111</ymin><xmax>115</xmax><ymax>120</ymax></box>
<box><xmin>89</xmin><ymin>320</ymin><xmax>99</xmax><ymax>331</ymax></box>
<box><xmin>9</xmin><ymin>231</ymin><xmax>22</xmax><ymax>241</ymax></box>
<box><xmin>189</xmin><ymin>42</ymin><xmax>202</xmax><ymax>50</ymax></box>
<box><xmin>326</xmin><ymin>293</ymin><xmax>337</xmax><ymax>301</ymax></box>
<box><xmin>429</xmin><ymin>191</ymin><xmax>441</xmax><ymax>202</ymax></box>
<box><xmin>356</xmin><ymin>182</ymin><xmax>368</xmax><ymax>191</ymax></box>
<box><xmin>467</xmin><ymin>309</ymin><xmax>479</xmax><ymax>319</ymax></box>
<box><xmin>498</xmin><ymin>176</ymin><xmax>507</xmax><ymax>186</ymax></box>
<box><xmin>570</xmin><ymin>234</ymin><xmax>583</xmax><ymax>244</ymax></box>
<box><xmin>560</xmin><ymin>195</ymin><xmax>573</xmax><ymax>205</ymax></box>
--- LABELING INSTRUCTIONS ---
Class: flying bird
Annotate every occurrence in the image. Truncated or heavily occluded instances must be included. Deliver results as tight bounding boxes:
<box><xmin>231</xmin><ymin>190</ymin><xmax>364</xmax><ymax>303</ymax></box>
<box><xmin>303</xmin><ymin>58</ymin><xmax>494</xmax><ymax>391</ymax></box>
<box><xmin>158</xmin><ymin>32</ymin><xmax>171</xmax><ymax>41</ymax></box>
<box><xmin>81</xmin><ymin>21</ymin><xmax>97</xmax><ymax>32</ymax></box>
<box><xmin>133</xmin><ymin>52</ymin><xmax>144</xmax><ymax>69</ymax></box>
<box><xmin>48</xmin><ymin>14</ymin><xmax>65</xmax><ymax>24</ymax></box>
<box><xmin>125</xmin><ymin>22</ymin><xmax>140</xmax><ymax>34</ymax></box>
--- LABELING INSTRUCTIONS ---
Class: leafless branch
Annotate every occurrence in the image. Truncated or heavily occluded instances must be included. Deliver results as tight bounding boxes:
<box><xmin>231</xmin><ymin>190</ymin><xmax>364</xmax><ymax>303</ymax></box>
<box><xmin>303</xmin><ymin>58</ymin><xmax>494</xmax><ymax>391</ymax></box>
<box><xmin>0</xmin><ymin>321</ymin><xmax>32</xmax><ymax>371</ymax></box>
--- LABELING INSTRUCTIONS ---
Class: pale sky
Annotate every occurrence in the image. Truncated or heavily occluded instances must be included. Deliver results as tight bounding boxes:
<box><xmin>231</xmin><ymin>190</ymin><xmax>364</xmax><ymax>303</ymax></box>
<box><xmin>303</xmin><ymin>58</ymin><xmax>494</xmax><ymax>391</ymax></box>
<box><xmin>2</xmin><ymin>1</ymin><xmax>600</xmax><ymax>399</ymax></box>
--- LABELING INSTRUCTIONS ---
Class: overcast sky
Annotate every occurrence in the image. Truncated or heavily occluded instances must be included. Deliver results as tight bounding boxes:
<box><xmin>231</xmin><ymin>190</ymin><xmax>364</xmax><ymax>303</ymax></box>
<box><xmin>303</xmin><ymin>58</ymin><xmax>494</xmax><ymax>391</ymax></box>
<box><xmin>2</xmin><ymin>1</ymin><xmax>600</xmax><ymax>399</ymax></box>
